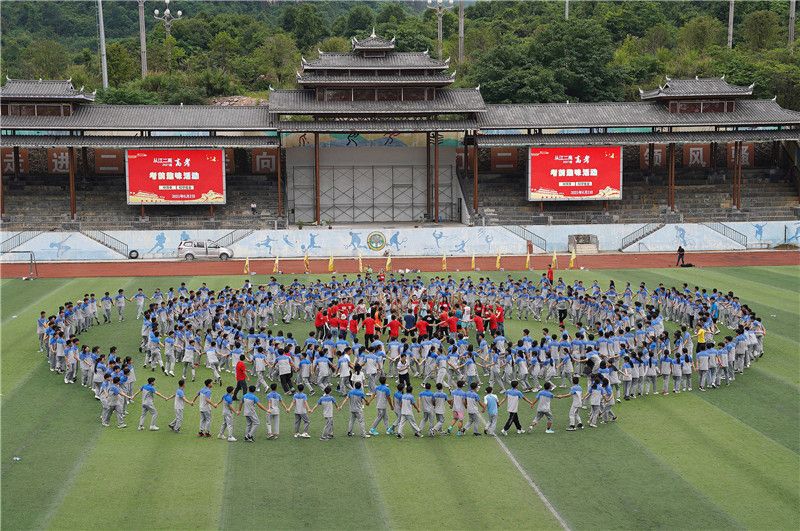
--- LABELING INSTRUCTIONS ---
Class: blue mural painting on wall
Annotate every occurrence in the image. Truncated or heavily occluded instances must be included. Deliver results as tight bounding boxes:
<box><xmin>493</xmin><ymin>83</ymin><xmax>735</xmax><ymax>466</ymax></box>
<box><xmin>148</xmin><ymin>232</ymin><xmax>167</xmax><ymax>254</ymax></box>
<box><xmin>675</xmin><ymin>226</ymin><xmax>688</xmax><ymax>247</ymax></box>
<box><xmin>753</xmin><ymin>223</ymin><xmax>766</xmax><ymax>241</ymax></box>
<box><xmin>301</xmin><ymin>233</ymin><xmax>321</xmax><ymax>252</ymax></box>
<box><xmin>787</xmin><ymin>224</ymin><xmax>800</xmax><ymax>244</ymax></box>
<box><xmin>255</xmin><ymin>235</ymin><xmax>276</xmax><ymax>255</ymax></box>
<box><xmin>180</xmin><ymin>231</ymin><xmax>191</xmax><ymax>241</ymax></box>
<box><xmin>348</xmin><ymin>231</ymin><xmax>367</xmax><ymax>251</ymax></box>
<box><xmin>432</xmin><ymin>230</ymin><xmax>444</xmax><ymax>249</ymax></box>
<box><xmin>282</xmin><ymin>235</ymin><xmax>295</xmax><ymax>248</ymax></box>
<box><xmin>47</xmin><ymin>235</ymin><xmax>73</xmax><ymax>258</ymax></box>
<box><xmin>388</xmin><ymin>231</ymin><xmax>406</xmax><ymax>251</ymax></box>
<box><xmin>452</xmin><ymin>239</ymin><xmax>467</xmax><ymax>253</ymax></box>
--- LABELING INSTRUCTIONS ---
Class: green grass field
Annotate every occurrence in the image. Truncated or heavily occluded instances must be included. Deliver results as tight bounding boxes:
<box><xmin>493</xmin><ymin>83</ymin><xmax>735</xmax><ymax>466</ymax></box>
<box><xmin>2</xmin><ymin>266</ymin><xmax>799</xmax><ymax>530</ymax></box>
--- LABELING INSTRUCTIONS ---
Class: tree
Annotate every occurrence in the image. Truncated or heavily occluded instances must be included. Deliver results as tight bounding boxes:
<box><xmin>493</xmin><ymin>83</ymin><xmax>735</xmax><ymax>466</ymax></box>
<box><xmin>677</xmin><ymin>15</ymin><xmax>725</xmax><ymax>52</ymax></box>
<box><xmin>376</xmin><ymin>3</ymin><xmax>407</xmax><ymax>25</ymax></box>
<box><xmin>209</xmin><ymin>31</ymin><xmax>239</xmax><ymax>72</ymax></box>
<box><xmin>642</xmin><ymin>23</ymin><xmax>677</xmax><ymax>53</ymax></box>
<box><xmin>342</xmin><ymin>5</ymin><xmax>375</xmax><ymax>38</ymax></box>
<box><xmin>281</xmin><ymin>4</ymin><xmax>329</xmax><ymax>50</ymax></box>
<box><xmin>532</xmin><ymin>18</ymin><xmax>621</xmax><ymax>102</ymax></box>
<box><xmin>466</xmin><ymin>42</ymin><xmax>566</xmax><ymax>104</ymax></box>
<box><xmin>23</xmin><ymin>39</ymin><xmax>68</xmax><ymax>79</ymax></box>
<box><xmin>740</xmin><ymin>10</ymin><xmax>782</xmax><ymax>51</ymax></box>
<box><xmin>96</xmin><ymin>86</ymin><xmax>160</xmax><ymax>105</ymax></box>
<box><xmin>246</xmin><ymin>33</ymin><xmax>301</xmax><ymax>89</ymax></box>
<box><xmin>316</xmin><ymin>36</ymin><xmax>351</xmax><ymax>54</ymax></box>
<box><xmin>106</xmin><ymin>42</ymin><xmax>138</xmax><ymax>87</ymax></box>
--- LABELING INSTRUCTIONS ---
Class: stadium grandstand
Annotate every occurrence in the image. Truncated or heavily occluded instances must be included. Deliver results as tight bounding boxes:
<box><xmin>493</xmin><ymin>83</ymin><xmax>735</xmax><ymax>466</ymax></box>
<box><xmin>1</xmin><ymin>31</ymin><xmax>799</xmax><ymax>233</ymax></box>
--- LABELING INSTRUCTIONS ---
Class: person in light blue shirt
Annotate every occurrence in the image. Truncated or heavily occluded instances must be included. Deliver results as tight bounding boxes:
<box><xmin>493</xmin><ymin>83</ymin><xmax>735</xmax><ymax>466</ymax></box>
<box><xmin>339</xmin><ymin>382</ymin><xmax>372</xmax><ymax>438</ymax></box>
<box><xmin>131</xmin><ymin>377</ymin><xmax>167</xmax><ymax>431</ymax></box>
<box><xmin>483</xmin><ymin>386</ymin><xmax>499</xmax><ymax>435</ymax></box>
<box><xmin>311</xmin><ymin>386</ymin><xmax>338</xmax><ymax>440</ymax></box>
<box><xmin>528</xmin><ymin>382</ymin><xmax>555</xmax><ymax>434</ymax></box>
<box><xmin>165</xmin><ymin>379</ymin><xmax>194</xmax><ymax>433</ymax></box>
<box><xmin>555</xmin><ymin>376</ymin><xmax>584</xmax><ymax>431</ymax></box>
<box><xmin>240</xmin><ymin>385</ymin><xmax>269</xmax><ymax>442</ymax></box>
<box><xmin>214</xmin><ymin>386</ymin><xmax>237</xmax><ymax>441</ymax></box>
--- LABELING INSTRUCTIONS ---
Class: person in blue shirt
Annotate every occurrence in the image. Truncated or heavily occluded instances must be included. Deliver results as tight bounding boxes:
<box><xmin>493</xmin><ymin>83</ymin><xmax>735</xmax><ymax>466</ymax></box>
<box><xmin>213</xmin><ymin>386</ymin><xmax>238</xmax><ymax>441</ymax></box>
<box><xmin>483</xmin><ymin>386</ymin><xmax>499</xmax><ymax>435</ymax></box>
<box><xmin>528</xmin><ymin>382</ymin><xmax>555</xmax><ymax>434</ymax></box>
<box><xmin>239</xmin><ymin>385</ymin><xmax>269</xmax><ymax>443</ymax></box>
<box><xmin>498</xmin><ymin>381</ymin><xmax>533</xmax><ymax>435</ymax></box>
<box><xmin>369</xmin><ymin>376</ymin><xmax>393</xmax><ymax>436</ymax></box>
<box><xmin>286</xmin><ymin>384</ymin><xmax>311</xmax><ymax>438</ymax></box>
<box><xmin>131</xmin><ymin>376</ymin><xmax>167</xmax><ymax>431</ymax></box>
<box><xmin>339</xmin><ymin>382</ymin><xmax>373</xmax><ymax>438</ymax></box>
<box><xmin>310</xmin><ymin>386</ymin><xmax>338</xmax><ymax>440</ymax></box>
<box><xmin>556</xmin><ymin>376</ymin><xmax>585</xmax><ymax>431</ymax></box>
<box><xmin>165</xmin><ymin>378</ymin><xmax>194</xmax><ymax>433</ymax></box>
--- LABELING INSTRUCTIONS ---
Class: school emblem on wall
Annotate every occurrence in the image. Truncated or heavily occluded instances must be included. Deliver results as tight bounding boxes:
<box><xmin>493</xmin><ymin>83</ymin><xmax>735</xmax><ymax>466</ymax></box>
<box><xmin>366</xmin><ymin>231</ymin><xmax>387</xmax><ymax>251</ymax></box>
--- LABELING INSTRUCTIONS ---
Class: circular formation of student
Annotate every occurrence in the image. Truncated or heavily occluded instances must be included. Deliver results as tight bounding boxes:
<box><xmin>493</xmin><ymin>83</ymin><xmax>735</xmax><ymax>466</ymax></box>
<box><xmin>38</xmin><ymin>272</ymin><xmax>767</xmax><ymax>442</ymax></box>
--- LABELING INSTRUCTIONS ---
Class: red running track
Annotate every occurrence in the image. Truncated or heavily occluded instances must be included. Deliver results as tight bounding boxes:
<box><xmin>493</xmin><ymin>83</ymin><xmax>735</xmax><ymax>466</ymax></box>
<box><xmin>1</xmin><ymin>251</ymin><xmax>797</xmax><ymax>279</ymax></box>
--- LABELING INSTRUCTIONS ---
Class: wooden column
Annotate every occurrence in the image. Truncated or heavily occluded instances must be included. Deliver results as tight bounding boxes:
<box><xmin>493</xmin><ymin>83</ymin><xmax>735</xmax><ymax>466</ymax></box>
<box><xmin>209</xmin><ymin>205</ymin><xmax>215</xmax><ymax>219</ymax></box>
<box><xmin>710</xmin><ymin>142</ymin><xmax>717</xmax><ymax>170</ymax></box>
<box><xmin>68</xmin><ymin>147</ymin><xmax>77</xmax><ymax>220</ymax></box>
<box><xmin>426</xmin><ymin>132</ymin><xmax>431</xmax><ymax>220</ymax></box>
<box><xmin>667</xmin><ymin>143</ymin><xmax>676</xmax><ymax>211</ymax></box>
<box><xmin>434</xmin><ymin>131</ymin><xmax>440</xmax><ymax>223</ymax></box>
<box><xmin>13</xmin><ymin>146</ymin><xmax>20</xmax><ymax>182</ymax></box>
<box><xmin>81</xmin><ymin>147</ymin><xmax>89</xmax><ymax>177</ymax></box>
<box><xmin>733</xmin><ymin>141</ymin><xmax>742</xmax><ymax>209</ymax></box>
<box><xmin>648</xmin><ymin>142</ymin><xmax>654</xmax><ymax>174</ymax></box>
<box><xmin>314</xmin><ymin>132</ymin><xmax>321</xmax><ymax>224</ymax></box>
<box><xmin>0</xmin><ymin>153</ymin><xmax>5</xmax><ymax>216</ymax></box>
<box><xmin>472</xmin><ymin>136</ymin><xmax>479</xmax><ymax>212</ymax></box>
<box><xmin>276</xmin><ymin>138</ymin><xmax>284</xmax><ymax>218</ymax></box>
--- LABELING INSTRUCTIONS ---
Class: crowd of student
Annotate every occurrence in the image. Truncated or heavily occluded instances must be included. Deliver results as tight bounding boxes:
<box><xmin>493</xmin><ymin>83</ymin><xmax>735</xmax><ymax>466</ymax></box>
<box><xmin>37</xmin><ymin>272</ymin><xmax>766</xmax><ymax>442</ymax></box>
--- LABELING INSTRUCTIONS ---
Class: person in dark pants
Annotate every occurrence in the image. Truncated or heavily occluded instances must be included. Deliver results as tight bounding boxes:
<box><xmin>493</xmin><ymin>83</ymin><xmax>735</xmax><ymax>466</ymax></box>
<box><xmin>232</xmin><ymin>355</ymin><xmax>248</xmax><ymax>400</ymax></box>
<box><xmin>498</xmin><ymin>381</ymin><xmax>533</xmax><ymax>435</ymax></box>
<box><xmin>676</xmin><ymin>246</ymin><xmax>685</xmax><ymax>266</ymax></box>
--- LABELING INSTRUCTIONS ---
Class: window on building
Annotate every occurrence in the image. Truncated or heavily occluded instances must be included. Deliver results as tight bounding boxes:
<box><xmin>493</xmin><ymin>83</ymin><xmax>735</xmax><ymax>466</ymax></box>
<box><xmin>701</xmin><ymin>101</ymin><xmax>725</xmax><ymax>113</ymax></box>
<box><xmin>677</xmin><ymin>101</ymin><xmax>701</xmax><ymax>113</ymax></box>
<box><xmin>35</xmin><ymin>104</ymin><xmax>63</xmax><ymax>116</ymax></box>
<box><xmin>403</xmin><ymin>87</ymin><xmax>426</xmax><ymax>101</ymax></box>
<box><xmin>325</xmin><ymin>89</ymin><xmax>352</xmax><ymax>102</ymax></box>
<box><xmin>353</xmin><ymin>89</ymin><xmax>375</xmax><ymax>101</ymax></box>
<box><xmin>377</xmin><ymin>88</ymin><xmax>401</xmax><ymax>101</ymax></box>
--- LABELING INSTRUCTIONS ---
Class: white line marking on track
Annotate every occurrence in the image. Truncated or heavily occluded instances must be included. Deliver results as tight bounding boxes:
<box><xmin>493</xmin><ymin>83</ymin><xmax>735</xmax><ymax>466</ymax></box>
<box><xmin>480</xmin><ymin>415</ymin><xmax>571</xmax><ymax>530</ymax></box>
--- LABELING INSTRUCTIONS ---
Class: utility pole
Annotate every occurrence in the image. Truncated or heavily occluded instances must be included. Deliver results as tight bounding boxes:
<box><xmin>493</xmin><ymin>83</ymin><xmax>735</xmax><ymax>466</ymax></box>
<box><xmin>97</xmin><ymin>0</ymin><xmax>109</xmax><ymax>88</ymax></box>
<box><xmin>565</xmin><ymin>0</ymin><xmax>569</xmax><ymax>20</ymax></box>
<box><xmin>154</xmin><ymin>0</ymin><xmax>183</xmax><ymax>69</ymax></box>
<box><xmin>727</xmin><ymin>0</ymin><xmax>735</xmax><ymax>49</ymax></box>
<box><xmin>458</xmin><ymin>0</ymin><xmax>464</xmax><ymax>63</ymax></box>
<box><xmin>427</xmin><ymin>0</ymin><xmax>454</xmax><ymax>61</ymax></box>
<box><xmin>138</xmin><ymin>0</ymin><xmax>148</xmax><ymax>77</ymax></box>
<box><xmin>790</xmin><ymin>0</ymin><xmax>796</xmax><ymax>49</ymax></box>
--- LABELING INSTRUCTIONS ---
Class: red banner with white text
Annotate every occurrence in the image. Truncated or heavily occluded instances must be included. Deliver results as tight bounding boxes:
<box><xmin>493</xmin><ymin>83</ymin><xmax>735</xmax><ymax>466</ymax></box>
<box><xmin>528</xmin><ymin>146</ymin><xmax>622</xmax><ymax>201</ymax></box>
<box><xmin>126</xmin><ymin>149</ymin><xmax>226</xmax><ymax>205</ymax></box>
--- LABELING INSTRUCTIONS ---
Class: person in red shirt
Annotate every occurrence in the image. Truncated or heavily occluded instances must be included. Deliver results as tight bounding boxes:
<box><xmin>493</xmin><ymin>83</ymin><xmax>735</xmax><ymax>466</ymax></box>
<box><xmin>472</xmin><ymin>314</ymin><xmax>485</xmax><ymax>335</ymax></box>
<box><xmin>314</xmin><ymin>310</ymin><xmax>327</xmax><ymax>337</ymax></box>
<box><xmin>547</xmin><ymin>265</ymin><xmax>554</xmax><ymax>283</ymax></box>
<box><xmin>328</xmin><ymin>314</ymin><xmax>340</xmax><ymax>337</ymax></box>
<box><xmin>495</xmin><ymin>305</ymin><xmax>506</xmax><ymax>335</ymax></box>
<box><xmin>415</xmin><ymin>318</ymin><xmax>429</xmax><ymax>339</ymax></box>
<box><xmin>232</xmin><ymin>354</ymin><xmax>248</xmax><ymax>400</ymax></box>
<box><xmin>446</xmin><ymin>313</ymin><xmax>458</xmax><ymax>339</ymax></box>
<box><xmin>349</xmin><ymin>316</ymin><xmax>360</xmax><ymax>341</ymax></box>
<box><xmin>437</xmin><ymin>310</ymin><xmax>449</xmax><ymax>338</ymax></box>
<box><xmin>387</xmin><ymin>316</ymin><xmax>401</xmax><ymax>339</ymax></box>
<box><xmin>487</xmin><ymin>311</ymin><xmax>499</xmax><ymax>333</ymax></box>
<box><xmin>362</xmin><ymin>315</ymin><xmax>377</xmax><ymax>343</ymax></box>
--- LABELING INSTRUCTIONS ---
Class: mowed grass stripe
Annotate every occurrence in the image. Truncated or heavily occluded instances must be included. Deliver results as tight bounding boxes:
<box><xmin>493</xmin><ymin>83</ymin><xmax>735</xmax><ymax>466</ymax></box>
<box><xmin>366</xmin><ymin>432</ymin><xmax>563</xmax><ymax>530</ymax></box>
<box><xmin>218</xmin><ymin>430</ymin><xmax>389</xmax><ymax>529</ymax></box>
<box><xmin>620</xmin><ymin>394</ymin><xmax>800</xmax><ymax>529</ymax></box>
<box><xmin>47</xmin><ymin>406</ymin><xmax>227</xmax><ymax>529</ymax></box>
<box><xmin>495</xmin><ymin>419</ymin><xmax>742</xmax><ymax>530</ymax></box>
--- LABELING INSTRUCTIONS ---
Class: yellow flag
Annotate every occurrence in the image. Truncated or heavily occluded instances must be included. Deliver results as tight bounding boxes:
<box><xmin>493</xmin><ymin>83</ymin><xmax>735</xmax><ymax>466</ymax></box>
<box><xmin>525</xmin><ymin>253</ymin><xmax>530</xmax><ymax>270</ymax></box>
<box><xmin>357</xmin><ymin>252</ymin><xmax>363</xmax><ymax>273</ymax></box>
<box><xmin>496</xmin><ymin>253</ymin><xmax>501</xmax><ymax>270</ymax></box>
<box><xmin>243</xmin><ymin>257</ymin><xmax>250</xmax><ymax>275</ymax></box>
<box><xmin>442</xmin><ymin>254</ymin><xmax>447</xmax><ymax>272</ymax></box>
<box><xmin>303</xmin><ymin>253</ymin><xmax>310</xmax><ymax>273</ymax></box>
<box><xmin>470</xmin><ymin>254</ymin><xmax>475</xmax><ymax>271</ymax></box>
<box><xmin>551</xmin><ymin>250</ymin><xmax>558</xmax><ymax>270</ymax></box>
<box><xmin>328</xmin><ymin>255</ymin><xmax>335</xmax><ymax>273</ymax></box>
<box><xmin>272</xmin><ymin>256</ymin><xmax>279</xmax><ymax>274</ymax></box>
<box><xmin>569</xmin><ymin>248</ymin><xmax>576</xmax><ymax>269</ymax></box>
<box><xmin>386</xmin><ymin>255</ymin><xmax>392</xmax><ymax>272</ymax></box>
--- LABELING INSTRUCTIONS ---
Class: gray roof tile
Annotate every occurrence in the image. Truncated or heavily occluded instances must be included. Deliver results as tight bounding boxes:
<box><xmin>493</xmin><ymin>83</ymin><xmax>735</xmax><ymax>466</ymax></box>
<box><xmin>640</xmin><ymin>77</ymin><xmax>753</xmax><ymax>100</ymax></box>
<box><xmin>1</xmin><ymin>104</ymin><xmax>274</xmax><ymax>131</ymax></box>
<box><xmin>275</xmin><ymin>118</ymin><xmax>476</xmax><ymax>133</ymax></box>
<box><xmin>1</xmin><ymin>78</ymin><xmax>95</xmax><ymax>101</ymax></box>
<box><xmin>269</xmin><ymin>88</ymin><xmax>484</xmax><ymax>115</ymax></box>
<box><xmin>297</xmin><ymin>73</ymin><xmax>455</xmax><ymax>86</ymax></box>
<box><xmin>0</xmin><ymin>135</ymin><xmax>277</xmax><ymax>148</ymax></box>
<box><xmin>303</xmin><ymin>51</ymin><xmax>447</xmax><ymax>70</ymax></box>
<box><xmin>479</xmin><ymin>100</ymin><xmax>800</xmax><ymax>129</ymax></box>
<box><xmin>477</xmin><ymin>129</ymin><xmax>800</xmax><ymax>147</ymax></box>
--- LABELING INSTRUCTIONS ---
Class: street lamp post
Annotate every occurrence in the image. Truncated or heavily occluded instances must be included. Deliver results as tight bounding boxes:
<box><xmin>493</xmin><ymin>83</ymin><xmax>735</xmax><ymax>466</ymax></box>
<box><xmin>138</xmin><ymin>0</ymin><xmax>148</xmax><ymax>78</ymax></box>
<box><xmin>427</xmin><ymin>0</ymin><xmax>454</xmax><ymax>60</ymax></box>
<box><xmin>153</xmin><ymin>0</ymin><xmax>182</xmax><ymax>70</ymax></box>
<box><xmin>97</xmin><ymin>0</ymin><xmax>109</xmax><ymax>88</ymax></box>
